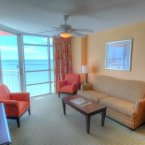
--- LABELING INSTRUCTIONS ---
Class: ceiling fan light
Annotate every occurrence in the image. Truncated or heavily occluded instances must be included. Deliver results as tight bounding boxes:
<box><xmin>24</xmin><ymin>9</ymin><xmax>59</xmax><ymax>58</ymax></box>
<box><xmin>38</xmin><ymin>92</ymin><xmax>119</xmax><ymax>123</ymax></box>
<box><xmin>60</xmin><ymin>32</ymin><xmax>72</xmax><ymax>38</ymax></box>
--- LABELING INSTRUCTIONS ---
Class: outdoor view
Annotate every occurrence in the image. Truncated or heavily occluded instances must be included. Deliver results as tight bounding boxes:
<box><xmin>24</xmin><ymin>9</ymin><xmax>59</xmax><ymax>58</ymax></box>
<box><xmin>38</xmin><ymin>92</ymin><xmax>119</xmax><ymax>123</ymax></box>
<box><xmin>0</xmin><ymin>30</ymin><xmax>54</xmax><ymax>96</ymax></box>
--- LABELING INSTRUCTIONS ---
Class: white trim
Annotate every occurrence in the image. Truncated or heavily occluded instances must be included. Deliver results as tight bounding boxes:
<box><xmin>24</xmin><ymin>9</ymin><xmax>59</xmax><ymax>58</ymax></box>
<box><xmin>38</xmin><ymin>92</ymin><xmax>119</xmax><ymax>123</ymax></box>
<box><xmin>23</xmin><ymin>32</ymin><xmax>52</xmax><ymax>37</ymax></box>
<box><xmin>0</xmin><ymin>24</ymin><xmax>22</xmax><ymax>34</ymax></box>
<box><xmin>17</xmin><ymin>34</ymin><xmax>26</xmax><ymax>92</ymax></box>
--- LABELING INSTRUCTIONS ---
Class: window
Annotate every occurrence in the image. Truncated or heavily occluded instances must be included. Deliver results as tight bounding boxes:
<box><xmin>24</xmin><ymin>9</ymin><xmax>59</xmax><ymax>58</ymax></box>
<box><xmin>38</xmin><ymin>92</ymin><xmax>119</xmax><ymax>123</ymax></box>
<box><xmin>0</xmin><ymin>29</ymin><xmax>54</xmax><ymax>96</ymax></box>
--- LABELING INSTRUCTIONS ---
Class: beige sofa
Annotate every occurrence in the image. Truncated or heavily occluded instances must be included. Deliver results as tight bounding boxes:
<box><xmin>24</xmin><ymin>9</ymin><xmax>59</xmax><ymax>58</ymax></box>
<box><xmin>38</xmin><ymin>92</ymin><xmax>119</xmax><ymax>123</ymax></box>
<box><xmin>77</xmin><ymin>76</ymin><xmax>145</xmax><ymax>129</ymax></box>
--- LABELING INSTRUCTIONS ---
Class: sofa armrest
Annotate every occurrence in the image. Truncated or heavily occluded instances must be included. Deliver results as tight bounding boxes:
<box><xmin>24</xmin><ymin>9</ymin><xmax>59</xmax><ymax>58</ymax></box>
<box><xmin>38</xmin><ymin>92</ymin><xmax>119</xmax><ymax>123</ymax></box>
<box><xmin>134</xmin><ymin>98</ymin><xmax>145</xmax><ymax>124</ymax></box>
<box><xmin>9</xmin><ymin>92</ymin><xmax>30</xmax><ymax>102</ymax></box>
<box><xmin>135</xmin><ymin>98</ymin><xmax>145</xmax><ymax>112</ymax></box>
<box><xmin>81</xmin><ymin>83</ymin><xmax>93</xmax><ymax>90</ymax></box>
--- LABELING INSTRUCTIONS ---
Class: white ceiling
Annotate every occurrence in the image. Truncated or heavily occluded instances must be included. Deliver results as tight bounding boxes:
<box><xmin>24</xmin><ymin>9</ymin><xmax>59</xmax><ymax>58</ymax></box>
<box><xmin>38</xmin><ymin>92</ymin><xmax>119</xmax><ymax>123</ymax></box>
<box><xmin>0</xmin><ymin>0</ymin><xmax>145</xmax><ymax>36</ymax></box>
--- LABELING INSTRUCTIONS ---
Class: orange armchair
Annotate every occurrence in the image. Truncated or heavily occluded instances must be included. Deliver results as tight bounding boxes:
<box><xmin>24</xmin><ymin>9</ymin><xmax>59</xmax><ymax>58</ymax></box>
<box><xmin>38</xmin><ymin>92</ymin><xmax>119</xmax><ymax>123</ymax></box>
<box><xmin>0</xmin><ymin>84</ymin><xmax>30</xmax><ymax>128</ymax></box>
<box><xmin>57</xmin><ymin>74</ymin><xmax>80</xmax><ymax>97</ymax></box>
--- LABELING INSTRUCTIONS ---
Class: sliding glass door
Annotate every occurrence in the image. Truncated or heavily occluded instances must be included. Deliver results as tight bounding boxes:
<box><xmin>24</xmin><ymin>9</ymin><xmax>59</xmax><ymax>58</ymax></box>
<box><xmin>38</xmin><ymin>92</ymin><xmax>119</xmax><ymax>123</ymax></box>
<box><xmin>0</xmin><ymin>30</ymin><xmax>20</xmax><ymax>92</ymax></box>
<box><xmin>23</xmin><ymin>35</ymin><xmax>54</xmax><ymax>96</ymax></box>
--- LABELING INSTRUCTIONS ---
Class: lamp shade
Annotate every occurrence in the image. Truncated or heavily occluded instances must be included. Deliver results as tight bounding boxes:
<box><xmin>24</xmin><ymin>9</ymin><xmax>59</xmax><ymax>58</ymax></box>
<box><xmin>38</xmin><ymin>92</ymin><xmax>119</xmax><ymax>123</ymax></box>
<box><xmin>82</xmin><ymin>65</ymin><xmax>89</xmax><ymax>74</ymax></box>
<box><xmin>0</xmin><ymin>103</ymin><xmax>11</xmax><ymax>145</ymax></box>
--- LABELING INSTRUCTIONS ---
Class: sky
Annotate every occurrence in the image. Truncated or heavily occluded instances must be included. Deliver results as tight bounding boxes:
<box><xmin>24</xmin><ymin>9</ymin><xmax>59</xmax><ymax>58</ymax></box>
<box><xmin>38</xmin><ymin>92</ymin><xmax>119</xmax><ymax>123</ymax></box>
<box><xmin>0</xmin><ymin>35</ymin><xmax>53</xmax><ymax>60</ymax></box>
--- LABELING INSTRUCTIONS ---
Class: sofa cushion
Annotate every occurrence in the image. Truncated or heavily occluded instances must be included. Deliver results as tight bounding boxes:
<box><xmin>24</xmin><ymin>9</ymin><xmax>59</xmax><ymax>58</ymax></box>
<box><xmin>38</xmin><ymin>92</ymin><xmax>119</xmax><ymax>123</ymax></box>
<box><xmin>93</xmin><ymin>76</ymin><xmax>145</xmax><ymax>103</ymax></box>
<box><xmin>99</xmin><ymin>97</ymin><xmax>136</xmax><ymax>118</ymax></box>
<box><xmin>77</xmin><ymin>90</ymin><xmax>109</xmax><ymax>103</ymax></box>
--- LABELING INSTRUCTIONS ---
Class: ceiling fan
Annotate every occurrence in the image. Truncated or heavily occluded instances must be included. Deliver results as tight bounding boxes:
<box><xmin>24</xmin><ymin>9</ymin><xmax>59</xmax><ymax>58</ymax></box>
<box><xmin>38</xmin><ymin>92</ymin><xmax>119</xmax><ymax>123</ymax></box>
<box><xmin>39</xmin><ymin>15</ymin><xmax>93</xmax><ymax>38</ymax></box>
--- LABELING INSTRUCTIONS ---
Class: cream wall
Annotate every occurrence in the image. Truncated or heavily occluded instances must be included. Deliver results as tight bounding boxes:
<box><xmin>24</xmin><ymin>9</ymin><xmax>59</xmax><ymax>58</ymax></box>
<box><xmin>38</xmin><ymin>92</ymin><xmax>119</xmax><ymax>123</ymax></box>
<box><xmin>72</xmin><ymin>21</ymin><xmax>145</xmax><ymax>82</ymax></box>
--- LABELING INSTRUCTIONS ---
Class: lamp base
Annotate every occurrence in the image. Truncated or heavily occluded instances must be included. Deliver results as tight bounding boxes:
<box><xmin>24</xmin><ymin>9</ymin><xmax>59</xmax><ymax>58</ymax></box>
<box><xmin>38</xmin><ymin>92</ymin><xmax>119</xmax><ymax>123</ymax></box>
<box><xmin>84</xmin><ymin>73</ymin><xmax>88</xmax><ymax>84</ymax></box>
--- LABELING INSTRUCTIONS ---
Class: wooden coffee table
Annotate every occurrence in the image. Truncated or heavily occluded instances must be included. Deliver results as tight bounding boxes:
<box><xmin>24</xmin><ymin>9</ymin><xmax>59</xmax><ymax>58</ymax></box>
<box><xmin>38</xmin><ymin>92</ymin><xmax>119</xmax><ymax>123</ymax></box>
<box><xmin>62</xmin><ymin>95</ymin><xmax>107</xmax><ymax>133</ymax></box>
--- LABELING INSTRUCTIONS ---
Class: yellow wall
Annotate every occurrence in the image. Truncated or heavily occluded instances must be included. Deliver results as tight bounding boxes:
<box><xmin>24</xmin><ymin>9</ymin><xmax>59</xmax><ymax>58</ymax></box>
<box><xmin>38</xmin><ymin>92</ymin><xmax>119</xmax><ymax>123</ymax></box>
<box><xmin>72</xmin><ymin>21</ymin><xmax>145</xmax><ymax>82</ymax></box>
<box><xmin>72</xmin><ymin>37</ymin><xmax>88</xmax><ymax>82</ymax></box>
<box><xmin>81</xmin><ymin>37</ymin><xmax>87</xmax><ymax>65</ymax></box>
<box><xmin>72</xmin><ymin>37</ymin><xmax>82</xmax><ymax>73</ymax></box>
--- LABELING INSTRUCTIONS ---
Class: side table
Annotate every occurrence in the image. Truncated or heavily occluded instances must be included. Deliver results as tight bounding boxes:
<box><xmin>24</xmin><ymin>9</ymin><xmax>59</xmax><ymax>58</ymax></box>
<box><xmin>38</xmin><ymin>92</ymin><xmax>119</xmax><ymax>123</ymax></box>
<box><xmin>80</xmin><ymin>83</ymin><xmax>93</xmax><ymax>91</ymax></box>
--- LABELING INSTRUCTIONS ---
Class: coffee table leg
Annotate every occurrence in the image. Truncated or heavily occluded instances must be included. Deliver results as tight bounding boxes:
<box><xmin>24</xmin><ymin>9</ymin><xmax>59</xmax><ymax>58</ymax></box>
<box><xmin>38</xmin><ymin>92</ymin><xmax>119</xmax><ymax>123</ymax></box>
<box><xmin>62</xmin><ymin>101</ymin><xmax>66</xmax><ymax>115</ymax></box>
<box><xmin>86</xmin><ymin>115</ymin><xmax>90</xmax><ymax>133</ymax></box>
<box><xmin>101</xmin><ymin>108</ymin><xmax>106</xmax><ymax>126</ymax></box>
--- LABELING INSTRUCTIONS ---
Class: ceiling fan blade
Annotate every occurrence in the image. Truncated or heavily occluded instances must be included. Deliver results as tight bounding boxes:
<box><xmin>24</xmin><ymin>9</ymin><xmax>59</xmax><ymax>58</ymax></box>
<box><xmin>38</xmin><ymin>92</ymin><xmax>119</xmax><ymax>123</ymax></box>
<box><xmin>38</xmin><ymin>29</ymin><xmax>61</xmax><ymax>33</ymax></box>
<box><xmin>72</xmin><ymin>28</ymin><xmax>93</xmax><ymax>33</ymax></box>
<box><xmin>52</xmin><ymin>27</ymin><xmax>62</xmax><ymax>30</ymax></box>
<box><xmin>38</xmin><ymin>15</ymin><xmax>93</xmax><ymax>37</ymax></box>
<box><xmin>71</xmin><ymin>31</ymin><xmax>86</xmax><ymax>37</ymax></box>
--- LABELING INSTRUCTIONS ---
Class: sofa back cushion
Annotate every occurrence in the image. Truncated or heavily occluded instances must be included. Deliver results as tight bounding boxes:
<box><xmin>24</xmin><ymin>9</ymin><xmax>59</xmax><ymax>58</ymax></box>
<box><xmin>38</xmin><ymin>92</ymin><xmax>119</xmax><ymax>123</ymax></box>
<box><xmin>93</xmin><ymin>76</ymin><xmax>145</xmax><ymax>103</ymax></box>
<box><xmin>0</xmin><ymin>84</ymin><xmax>10</xmax><ymax>100</ymax></box>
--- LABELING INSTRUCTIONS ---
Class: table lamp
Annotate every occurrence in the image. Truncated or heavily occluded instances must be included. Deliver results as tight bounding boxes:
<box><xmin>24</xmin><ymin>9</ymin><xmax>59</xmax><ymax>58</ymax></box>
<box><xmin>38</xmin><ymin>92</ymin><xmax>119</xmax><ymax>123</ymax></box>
<box><xmin>82</xmin><ymin>65</ymin><xmax>89</xmax><ymax>84</ymax></box>
<box><xmin>0</xmin><ymin>103</ymin><xmax>11</xmax><ymax>145</ymax></box>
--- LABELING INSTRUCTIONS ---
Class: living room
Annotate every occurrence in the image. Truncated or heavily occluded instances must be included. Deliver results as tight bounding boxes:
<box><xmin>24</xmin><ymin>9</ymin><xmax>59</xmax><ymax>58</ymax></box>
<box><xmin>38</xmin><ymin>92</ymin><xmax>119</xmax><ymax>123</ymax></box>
<box><xmin>1</xmin><ymin>0</ymin><xmax>145</xmax><ymax>145</ymax></box>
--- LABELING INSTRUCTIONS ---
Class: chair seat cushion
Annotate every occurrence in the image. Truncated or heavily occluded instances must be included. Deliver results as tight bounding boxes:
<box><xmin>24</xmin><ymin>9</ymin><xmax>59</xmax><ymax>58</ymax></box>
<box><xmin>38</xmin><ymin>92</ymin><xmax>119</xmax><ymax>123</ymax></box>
<box><xmin>59</xmin><ymin>85</ymin><xmax>75</xmax><ymax>93</ymax></box>
<box><xmin>6</xmin><ymin>101</ymin><xmax>30</xmax><ymax>117</ymax></box>
<box><xmin>99</xmin><ymin>97</ymin><xmax>136</xmax><ymax>118</ymax></box>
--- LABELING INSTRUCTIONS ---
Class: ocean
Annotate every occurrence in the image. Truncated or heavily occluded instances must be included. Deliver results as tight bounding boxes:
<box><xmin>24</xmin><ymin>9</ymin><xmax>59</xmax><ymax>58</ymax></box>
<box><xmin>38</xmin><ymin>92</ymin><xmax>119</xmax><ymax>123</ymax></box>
<box><xmin>2</xmin><ymin>60</ymin><xmax>54</xmax><ymax>97</ymax></box>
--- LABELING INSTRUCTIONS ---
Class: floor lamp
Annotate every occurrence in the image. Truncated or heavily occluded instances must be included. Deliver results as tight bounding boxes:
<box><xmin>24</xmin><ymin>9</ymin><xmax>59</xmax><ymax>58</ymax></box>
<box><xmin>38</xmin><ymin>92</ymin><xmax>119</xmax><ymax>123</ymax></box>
<box><xmin>82</xmin><ymin>65</ymin><xmax>89</xmax><ymax>84</ymax></box>
<box><xmin>0</xmin><ymin>103</ymin><xmax>11</xmax><ymax>145</ymax></box>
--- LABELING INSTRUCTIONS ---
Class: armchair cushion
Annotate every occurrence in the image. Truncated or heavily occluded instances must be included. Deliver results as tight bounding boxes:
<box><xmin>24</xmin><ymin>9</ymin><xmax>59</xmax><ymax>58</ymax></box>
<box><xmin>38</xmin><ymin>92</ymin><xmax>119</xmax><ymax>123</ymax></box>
<box><xmin>59</xmin><ymin>83</ymin><xmax>78</xmax><ymax>93</ymax></box>
<box><xmin>65</xmin><ymin>74</ymin><xmax>80</xmax><ymax>85</ymax></box>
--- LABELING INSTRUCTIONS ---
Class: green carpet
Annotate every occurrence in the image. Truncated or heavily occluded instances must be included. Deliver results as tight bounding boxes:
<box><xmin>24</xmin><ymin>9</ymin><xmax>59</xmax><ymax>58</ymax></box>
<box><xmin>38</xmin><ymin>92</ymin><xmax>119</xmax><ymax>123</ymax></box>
<box><xmin>8</xmin><ymin>94</ymin><xmax>145</xmax><ymax>145</ymax></box>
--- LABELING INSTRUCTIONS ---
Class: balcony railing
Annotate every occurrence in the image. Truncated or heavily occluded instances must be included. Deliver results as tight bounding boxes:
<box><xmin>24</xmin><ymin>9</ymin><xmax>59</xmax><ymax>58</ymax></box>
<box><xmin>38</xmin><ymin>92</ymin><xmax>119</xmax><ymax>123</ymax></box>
<box><xmin>2</xmin><ymin>70</ymin><xmax>20</xmax><ymax>92</ymax></box>
<box><xmin>2</xmin><ymin>70</ymin><xmax>55</xmax><ymax>96</ymax></box>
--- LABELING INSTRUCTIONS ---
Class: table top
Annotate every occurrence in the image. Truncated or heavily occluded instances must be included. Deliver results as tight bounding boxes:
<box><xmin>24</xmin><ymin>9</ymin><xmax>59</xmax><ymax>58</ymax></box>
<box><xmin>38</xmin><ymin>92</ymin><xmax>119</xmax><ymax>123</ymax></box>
<box><xmin>62</xmin><ymin>95</ymin><xmax>107</xmax><ymax>114</ymax></box>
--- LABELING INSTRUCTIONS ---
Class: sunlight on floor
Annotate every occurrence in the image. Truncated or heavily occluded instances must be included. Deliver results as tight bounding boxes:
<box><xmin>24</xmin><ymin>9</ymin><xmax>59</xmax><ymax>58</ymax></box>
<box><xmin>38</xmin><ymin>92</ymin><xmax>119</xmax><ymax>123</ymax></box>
<box><xmin>33</xmin><ymin>96</ymin><xmax>45</xmax><ymax>101</ymax></box>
